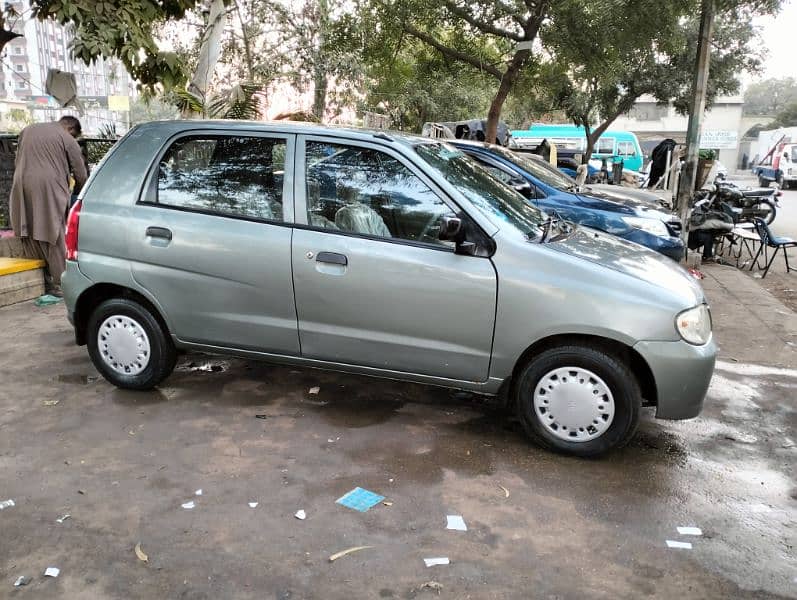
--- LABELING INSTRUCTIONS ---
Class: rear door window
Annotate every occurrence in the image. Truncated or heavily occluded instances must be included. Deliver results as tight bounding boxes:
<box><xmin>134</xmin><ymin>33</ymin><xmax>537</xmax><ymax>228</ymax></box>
<box><xmin>156</xmin><ymin>135</ymin><xmax>287</xmax><ymax>221</ymax></box>
<box><xmin>617</xmin><ymin>141</ymin><xmax>636</xmax><ymax>157</ymax></box>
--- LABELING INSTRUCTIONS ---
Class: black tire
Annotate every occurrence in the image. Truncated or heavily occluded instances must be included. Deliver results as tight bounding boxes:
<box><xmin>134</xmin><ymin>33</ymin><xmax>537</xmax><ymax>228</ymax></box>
<box><xmin>87</xmin><ymin>298</ymin><xmax>177</xmax><ymax>390</ymax></box>
<box><xmin>758</xmin><ymin>175</ymin><xmax>769</xmax><ymax>188</ymax></box>
<box><xmin>514</xmin><ymin>345</ymin><xmax>641</xmax><ymax>457</ymax></box>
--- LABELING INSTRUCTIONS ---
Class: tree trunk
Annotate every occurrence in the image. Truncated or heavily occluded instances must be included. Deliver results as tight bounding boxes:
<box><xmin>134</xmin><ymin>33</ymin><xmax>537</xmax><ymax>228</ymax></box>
<box><xmin>486</xmin><ymin>49</ymin><xmax>530</xmax><ymax>144</ymax></box>
<box><xmin>233</xmin><ymin>0</ymin><xmax>254</xmax><ymax>80</ymax></box>
<box><xmin>183</xmin><ymin>0</ymin><xmax>227</xmax><ymax>118</ymax></box>
<box><xmin>312</xmin><ymin>0</ymin><xmax>329</xmax><ymax>121</ymax></box>
<box><xmin>582</xmin><ymin>123</ymin><xmax>594</xmax><ymax>164</ymax></box>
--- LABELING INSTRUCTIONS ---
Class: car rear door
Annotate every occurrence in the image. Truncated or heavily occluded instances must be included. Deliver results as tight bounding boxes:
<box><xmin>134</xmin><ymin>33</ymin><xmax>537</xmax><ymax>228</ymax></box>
<box><xmin>291</xmin><ymin>135</ymin><xmax>497</xmax><ymax>382</ymax></box>
<box><xmin>128</xmin><ymin>130</ymin><xmax>300</xmax><ymax>355</ymax></box>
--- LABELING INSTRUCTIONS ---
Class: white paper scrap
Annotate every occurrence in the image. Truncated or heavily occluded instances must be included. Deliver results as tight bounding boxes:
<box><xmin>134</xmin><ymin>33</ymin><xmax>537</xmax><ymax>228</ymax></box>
<box><xmin>248</xmin><ymin>502</ymin><xmax>259</xmax><ymax>508</ymax></box>
<box><xmin>181</xmin><ymin>501</ymin><xmax>195</xmax><ymax>509</ymax></box>
<box><xmin>44</xmin><ymin>567</ymin><xmax>60</xmax><ymax>578</ymax></box>
<box><xmin>424</xmin><ymin>557</ymin><xmax>450</xmax><ymax>567</ymax></box>
<box><xmin>56</xmin><ymin>514</ymin><xmax>71</xmax><ymax>523</ymax></box>
<box><xmin>666</xmin><ymin>540</ymin><xmax>692</xmax><ymax>549</ymax></box>
<box><xmin>195</xmin><ymin>489</ymin><xmax>203</xmax><ymax>496</ymax></box>
<box><xmin>309</xmin><ymin>386</ymin><xmax>320</xmax><ymax>395</ymax></box>
<box><xmin>295</xmin><ymin>509</ymin><xmax>306</xmax><ymax>520</ymax></box>
<box><xmin>446</xmin><ymin>515</ymin><xmax>468</xmax><ymax>531</ymax></box>
<box><xmin>677</xmin><ymin>527</ymin><xmax>702</xmax><ymax>536</ymax></box>
<box><xmin>0</xmin><ymin>499</ymin><xmax>15</xmax><ymax>510</ymax></box>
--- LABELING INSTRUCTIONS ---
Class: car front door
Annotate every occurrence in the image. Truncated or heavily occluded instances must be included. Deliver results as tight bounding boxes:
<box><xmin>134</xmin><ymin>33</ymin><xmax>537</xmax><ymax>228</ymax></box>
<box><xmin>128</xmin><ymin>131</ymin><xmax>300</xmax><ymax>355</ymax></box>
<box><xmin>291</xmin><ymin>136</ymin><xmax>497</xmax><ymax>382</ymax></box>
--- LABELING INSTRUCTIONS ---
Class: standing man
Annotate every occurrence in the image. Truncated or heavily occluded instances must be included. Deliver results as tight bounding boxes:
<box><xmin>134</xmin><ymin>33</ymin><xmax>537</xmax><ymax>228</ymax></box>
<box><xmin>9</xmin><ymin>116</ymin><xmax>87</xmax><ymax>297</ymax></box>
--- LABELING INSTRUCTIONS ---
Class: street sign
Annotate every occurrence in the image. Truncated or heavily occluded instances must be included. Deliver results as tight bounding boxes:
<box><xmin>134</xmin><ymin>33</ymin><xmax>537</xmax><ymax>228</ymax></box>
<box><xmin>700</xmin><ymin>129</ymin><xmax>738</xmax><ymax>149</ymax></box>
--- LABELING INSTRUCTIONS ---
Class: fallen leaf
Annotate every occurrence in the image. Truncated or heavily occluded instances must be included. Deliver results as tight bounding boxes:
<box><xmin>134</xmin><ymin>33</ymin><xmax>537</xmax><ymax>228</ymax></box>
<box><xmin>498</xmin><ymin>484</ymin><xmax>510</xmax><ymax>498</ymax></box>
<box><xmin>328</xmin><ymin>545</ymin><xmax>373</xmax><ymax>562</ymax></box>
<box><xmin>43</xmin><ymin>400</ymin><xmax>59</xmax><ymax>406</ymax></box>
<box><xmin>134</xmin><ymin>542</ymin><xmax>148</xmax><ymax>563</ymax></box>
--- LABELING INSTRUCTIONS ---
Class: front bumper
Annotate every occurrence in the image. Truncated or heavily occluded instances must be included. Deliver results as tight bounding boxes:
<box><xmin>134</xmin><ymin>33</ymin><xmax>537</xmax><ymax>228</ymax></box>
<box><xmin>633</xmin><ymin>338</ymin><xmax>717</xmax><ymax>420</ymax></box>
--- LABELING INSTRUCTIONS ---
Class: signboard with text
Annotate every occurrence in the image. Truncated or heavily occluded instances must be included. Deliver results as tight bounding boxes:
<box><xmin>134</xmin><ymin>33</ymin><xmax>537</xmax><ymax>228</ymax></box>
<box><xmin>700</xmin><ymin>130</ymin><xmax>738</xmax><ymax>149</ymax></box>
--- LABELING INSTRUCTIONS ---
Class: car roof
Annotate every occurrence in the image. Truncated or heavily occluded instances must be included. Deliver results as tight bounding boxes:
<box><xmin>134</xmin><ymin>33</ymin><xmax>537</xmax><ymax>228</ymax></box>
<box><xmin>133</xmin><ymin>119</ymin><xmax>436</xmax><ymax>149</ymax></box>
<box><xmin>450</xmin><ymin>139</ymin><xmax>548</xmax><ymax>163</ymax></box>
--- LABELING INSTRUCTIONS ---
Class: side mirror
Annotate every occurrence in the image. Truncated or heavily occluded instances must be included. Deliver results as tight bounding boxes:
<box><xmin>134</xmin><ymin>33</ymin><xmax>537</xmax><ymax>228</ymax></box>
<box><xmin>511</xmin><ymin>180</ymin><xmax>533</xmax><ymax>198</ymax></box>
<box><xmin>438</xmin><ymin>216</ymin><xmax>463</xmax><ymax>242</ymax></box>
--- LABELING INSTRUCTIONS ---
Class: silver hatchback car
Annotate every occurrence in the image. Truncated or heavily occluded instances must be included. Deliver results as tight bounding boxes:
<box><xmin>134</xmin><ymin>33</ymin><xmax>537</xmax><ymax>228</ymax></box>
<box><xmin>63</xmin><ymin>121</ymin><xmax>716</xmax><ymax>456</ymax></box>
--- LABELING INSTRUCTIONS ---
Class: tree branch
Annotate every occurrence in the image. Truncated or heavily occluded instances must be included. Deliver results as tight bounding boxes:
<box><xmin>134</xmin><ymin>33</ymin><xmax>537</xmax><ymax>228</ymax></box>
<box><xmin>441</xmin><ymin>1</ymin><xmax>523</xmax><ymax>41</ymax></box>
<box><xmin>402</xmin><ymin>24</ymin><xmax>503</xmax><ymax>79</ymax></box>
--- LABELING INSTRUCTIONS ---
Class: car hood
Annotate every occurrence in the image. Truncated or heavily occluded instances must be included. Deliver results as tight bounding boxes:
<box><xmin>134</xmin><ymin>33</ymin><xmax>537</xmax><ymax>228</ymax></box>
<box><xmin>549</xmin><ymin>227</ymin><xmax>703</xmax><ymax>306</ymax></box>
<box><xmin>578</xmin><ymin>185</ymin><xmax>664</xmax><ymax>211</ymax></box>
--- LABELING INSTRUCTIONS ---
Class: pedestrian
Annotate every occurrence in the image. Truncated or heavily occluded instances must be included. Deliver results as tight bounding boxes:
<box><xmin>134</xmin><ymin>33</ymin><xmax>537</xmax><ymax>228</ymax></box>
<box><xmin>9</xmin><ymin>116</ymin><xmax>87</xmax><ymax>297</ymax></box>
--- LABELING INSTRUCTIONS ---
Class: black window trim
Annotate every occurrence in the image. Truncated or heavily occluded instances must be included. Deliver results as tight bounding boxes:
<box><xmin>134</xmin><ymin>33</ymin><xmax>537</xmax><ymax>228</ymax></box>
<box><xmin>137</xmin><ymin>129</ymin><xmax>293</xmax><ymax>227</ymax></box>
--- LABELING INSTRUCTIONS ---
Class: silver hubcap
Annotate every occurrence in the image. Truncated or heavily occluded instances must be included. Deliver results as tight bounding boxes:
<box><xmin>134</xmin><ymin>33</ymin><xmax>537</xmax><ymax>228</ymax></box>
<box><xmin>533</xmin><ymin>367</ymin><xmax>615</xmax><ymax>442</ymax></box>
<box><xmin>97</xmin><ymin>315</ymin><xmax>151</xmax><ymax>376</ymax></box>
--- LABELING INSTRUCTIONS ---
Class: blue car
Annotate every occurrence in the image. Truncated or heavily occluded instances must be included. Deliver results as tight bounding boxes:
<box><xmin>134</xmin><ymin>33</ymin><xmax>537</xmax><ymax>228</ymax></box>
<box><xmin>450</xmin><ymin>141</ymin><xmax>684</xmax><ymax>261</ymax></box>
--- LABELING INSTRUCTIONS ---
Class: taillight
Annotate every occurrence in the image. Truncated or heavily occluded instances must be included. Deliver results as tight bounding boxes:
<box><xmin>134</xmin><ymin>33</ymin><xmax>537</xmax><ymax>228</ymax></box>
<box><xmin>65</xmin><ymin>199</ymin><xmax>82</xmax><ymax>261</ymax></box>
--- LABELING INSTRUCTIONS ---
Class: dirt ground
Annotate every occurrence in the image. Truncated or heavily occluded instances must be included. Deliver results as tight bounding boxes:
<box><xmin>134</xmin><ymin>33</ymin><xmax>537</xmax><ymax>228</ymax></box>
<box><xmin>0</xmin><ymin>289</ymin><xmax>795</xmax><ymax>599</ymax></box>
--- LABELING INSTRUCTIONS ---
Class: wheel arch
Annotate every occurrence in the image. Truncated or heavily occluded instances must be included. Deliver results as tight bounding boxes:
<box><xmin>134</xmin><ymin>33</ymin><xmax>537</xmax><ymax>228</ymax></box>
<box><xmin>505</xmin><ymin>333</ymin><xmax>657</xmax><ymax>409</ymax></box>
<box><xmin>73</xmin><ymin>283</ymin><xmax>172</xmax><ymax>346</ymax></box>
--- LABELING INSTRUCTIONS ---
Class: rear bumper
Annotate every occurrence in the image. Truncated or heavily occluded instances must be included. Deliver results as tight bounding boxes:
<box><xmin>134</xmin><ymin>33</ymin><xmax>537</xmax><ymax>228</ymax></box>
<box><xmin>62</xmin><ymin>260</ymin><xmax>93</xmax><ymax>328</ymax></box>
<box><xmin>633</xmin><ymin>338</ymin><xmax>717</xmax><ymax>420</ymax></box>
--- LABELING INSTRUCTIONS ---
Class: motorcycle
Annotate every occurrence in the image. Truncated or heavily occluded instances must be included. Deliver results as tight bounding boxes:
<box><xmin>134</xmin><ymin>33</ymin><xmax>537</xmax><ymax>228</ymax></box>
<box><xmin>712</xmin><ymin>179</ymin><xmax>780</xmax><ymax>225</ymax></box>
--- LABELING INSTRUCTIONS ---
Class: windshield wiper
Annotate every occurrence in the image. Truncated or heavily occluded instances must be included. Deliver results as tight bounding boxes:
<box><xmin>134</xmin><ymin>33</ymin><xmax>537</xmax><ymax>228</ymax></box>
<box><xmin>539</xmin><ymin>210</ymin><xmax>572</xmax><ymax>243</ymax></box>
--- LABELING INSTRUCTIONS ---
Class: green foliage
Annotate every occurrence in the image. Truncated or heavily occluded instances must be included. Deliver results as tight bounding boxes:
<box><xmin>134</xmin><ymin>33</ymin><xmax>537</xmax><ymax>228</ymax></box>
<box><xmin>206</xmin><ymin>83</ymin><xmax>262</xmax><ymax>119</ymax></box>
<box><xmin>770</xmin><ymin>101</ymin><xmax>797</xmax><ymax>128</ymax></box>
<box><xmin>744</xmin><ymin>77</ymin><xmax>797</xmax><ymax>116</ymax></box>
<box><xmin>29</xmin><ymin>0</ymin><xmax>208</xmax><ymax>92</ymax></box>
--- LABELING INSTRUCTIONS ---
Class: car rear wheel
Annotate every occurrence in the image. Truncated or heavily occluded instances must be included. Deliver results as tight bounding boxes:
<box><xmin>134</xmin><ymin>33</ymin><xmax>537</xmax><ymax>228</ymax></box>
<box><xmin>514</xmin><ymin>345</ymin><xmax>641</xmax><ymax>457</ymax></box>
<box><xmin>758</xmin><ymin>175</ymin><xmax>769</xmax><ymax>188</ymax></box>
<box><xmin>87</xmin><ymin>298</ymin><xmax>176</xmax><ymax>390</ymax></box>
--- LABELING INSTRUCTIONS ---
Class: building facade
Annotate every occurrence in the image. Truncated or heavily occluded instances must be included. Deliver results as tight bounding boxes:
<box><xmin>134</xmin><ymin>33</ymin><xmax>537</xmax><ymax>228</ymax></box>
<box><xmin>0</xmin><ymin>0</ymin><xmax>135</xmax><ymax>134</ymax></box>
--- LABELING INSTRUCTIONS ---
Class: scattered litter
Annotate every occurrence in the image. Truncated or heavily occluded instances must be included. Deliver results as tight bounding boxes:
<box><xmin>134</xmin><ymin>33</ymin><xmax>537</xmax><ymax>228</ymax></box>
<box><xmin>195</xmin><ymin>489</ymin><xmax>203</xmax><ymax>496</ymax></box>
<box><xmin>753</xmin><ymin>273</ymin><xmax>763</xmax><ymax>279</ymax></box>
<box><xmin>255</xmin><ymin>414</ymin><xmax>268</xmax><ymax>419</ymax></box>
<box><xmin>423</xmin><ymin>557</ymin><xmax>450</xmax><ymax>567</ymax></box>
<box><xmin>327</xmin><ymin>437</ymin><xmax>340</xmax><ymax>443</ymax></box>
<box><xmin>0</xmin><ymin>499</ymin><xmax>15</xmax><ymax>510</ymax></box>
<box><xmin>336</xmin><ymin>487</ymin><xmax>385</xmax><ymax>512</ymax></box>
<box><xmin>382</xmin><ymin>501</ymin><xmax>393</xmax><ymax>507</ymax></box>
<box><xmin>388</xmin><ymin>478</ymin><xmax>394</xmax><ymax>483</ymax></box>
<box><xmin>309</xmin><ymin>386</ymin><xmax>320</xmax><ymax>395</ymax></box>
<box><xmin>77</xmin><ymin>489</ymin><xmax>85</xmax><ymax>495</ymax></box>
<box><xmin>666</xmin><ymin>540</ymin><xmax>692</xmax><ymax>550</ymax></box>
<box><xmin>498</xmin><ymin>484</ymin><xmax>510</xmax><ymax>498</ymax></box>
<box><xmin>13</xmin><ymin>576</ymin><xmax>31</xmax><ymax>587</ymax></box>
<box><xmin>328</xmin><ymin>545</ymin><xmax>373</xmax><ymax>562</ymax></box>
<box><xmin>134</xmin><ymin>542</ymin><xmax>148</xmax><ymax>563</ymax></box>
<box><xmin>677</xmin><ymin>527</ymin><xmax>702</xmax><ymax>536</ymax></box>
<box><xmin>56</xmin><ymin>514</ymin><xmax>71</xmax><ymax>523</ymax></box>
<box><xmin>419</xmin><ymin>581</ymin><xmax>444</xmax><ymax>594</ymax></box>
<box><xmin>44</xmin><ymin>567</ymin><xmax>60</xmax><ymax>578</ymax></box>
<box><xmin>446</xmin><ymin>515</ymin><xmax>468</xmax><ymax>531</ymax></box>
<box><xmin>294</xmin><ymin>509</ymin><xmax>306</xmax><ymax>520</ymax></box>
<box><xmin>181</xmin><ymin>501</ymin><xmax>195</xmax><ymax>510</ymax></box>
<box><xmin>35</xmin><ymin>294</ymin><xmax>63</xmax><ymax>306</ymax></box>
<box><xmin>43</xmin><ymin>399</ymin><xmax>60</xmax><ymax>406</ymax></box>
<box><xmin>249</xmin><ymin>502</ymin><xmax>259</xmax><ymax>508</ymax></box>
<box><xmin>195</xmin><ymin>362</ymin><xmax>225</xmax><ymax>372</ymax></box>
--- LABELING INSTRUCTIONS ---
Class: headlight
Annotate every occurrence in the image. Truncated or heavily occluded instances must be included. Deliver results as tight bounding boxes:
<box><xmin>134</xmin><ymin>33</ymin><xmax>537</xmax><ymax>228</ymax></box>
<box><xmin>676</xmin><ymin>304</ymin><xmax>712</xmax><ymax>345</ymax></box>
<box><xmin>622</xmin><ymin>216</ymin><xmax>670</xmax><ymax>237</ymax></box>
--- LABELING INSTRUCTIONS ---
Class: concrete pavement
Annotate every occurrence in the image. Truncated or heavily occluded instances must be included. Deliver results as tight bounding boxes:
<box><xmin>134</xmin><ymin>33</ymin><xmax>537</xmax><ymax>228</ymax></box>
<box><xmin>0</xmin><ymin>265</ymin><xmax>795</xmax><ymax>599</ymax></box>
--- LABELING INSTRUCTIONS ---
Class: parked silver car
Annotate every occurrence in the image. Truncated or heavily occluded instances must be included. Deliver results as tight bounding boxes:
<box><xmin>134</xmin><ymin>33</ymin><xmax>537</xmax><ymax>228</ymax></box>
<box><xmin>63</xmin><ymin>121</ymin><xmax>716</xmax><ymax>456</ymax></box>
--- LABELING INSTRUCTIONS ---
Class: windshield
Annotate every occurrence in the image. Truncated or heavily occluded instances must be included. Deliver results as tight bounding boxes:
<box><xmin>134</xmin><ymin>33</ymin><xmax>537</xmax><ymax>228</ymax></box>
<box><xmin>414</xmin><ymin>143</ymin><xmax>546</xmax><ymax>241</ymax></box>
<box><xmin>791</xmin><ymin>147</ymin><xmax>797</xmax><ymax>163</ymax></box>
<box><xmin>487</xmin><ymin>145</ymin><xmax>578</xmax><ymax>191</ymax></box>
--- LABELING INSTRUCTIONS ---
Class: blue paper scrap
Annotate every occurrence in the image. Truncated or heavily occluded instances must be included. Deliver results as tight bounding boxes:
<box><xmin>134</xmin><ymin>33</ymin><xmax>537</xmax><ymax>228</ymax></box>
<box><xmin>336</xmin><ymin>487</ymin><xmax>385</xmax><ymax>512</ymax></box>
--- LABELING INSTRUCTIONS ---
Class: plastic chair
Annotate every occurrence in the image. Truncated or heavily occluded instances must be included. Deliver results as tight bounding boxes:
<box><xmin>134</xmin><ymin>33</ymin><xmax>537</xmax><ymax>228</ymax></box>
<box><xmin>749</xmin><ymin>218</ymin><xmax>796</xmax><ymax>278</ymax></box>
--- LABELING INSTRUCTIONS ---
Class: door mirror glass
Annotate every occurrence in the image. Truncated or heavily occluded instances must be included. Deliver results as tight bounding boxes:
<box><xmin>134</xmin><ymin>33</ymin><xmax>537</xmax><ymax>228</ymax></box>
<box><xmin>438</xmin><ymin>216</ymin><xmax>462</xmax><ymax>241</ymax></box>
<box><xmin>511</xmin><ymin>180</ymin><xmax>533</xmax><ymax>198</ymax></box>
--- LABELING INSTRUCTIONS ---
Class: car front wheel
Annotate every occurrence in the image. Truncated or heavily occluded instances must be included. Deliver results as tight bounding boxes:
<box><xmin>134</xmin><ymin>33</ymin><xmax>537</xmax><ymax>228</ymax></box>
<box><xmin>514</xmin><ymin>345</ymin><xmax>641</xmax><ymax>457</ymax></box>
<box><xmin>87</xmin><ymin>298</ymin><xmax>177</xmax><ymax>390</ymax></box>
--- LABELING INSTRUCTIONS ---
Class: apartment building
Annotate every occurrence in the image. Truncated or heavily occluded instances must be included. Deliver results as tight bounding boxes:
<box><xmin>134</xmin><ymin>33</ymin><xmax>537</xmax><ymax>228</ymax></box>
<box><xmin>0</xmin><ymin>0</ymin><xmax>135</xmax><ymax>134</ymax></box>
